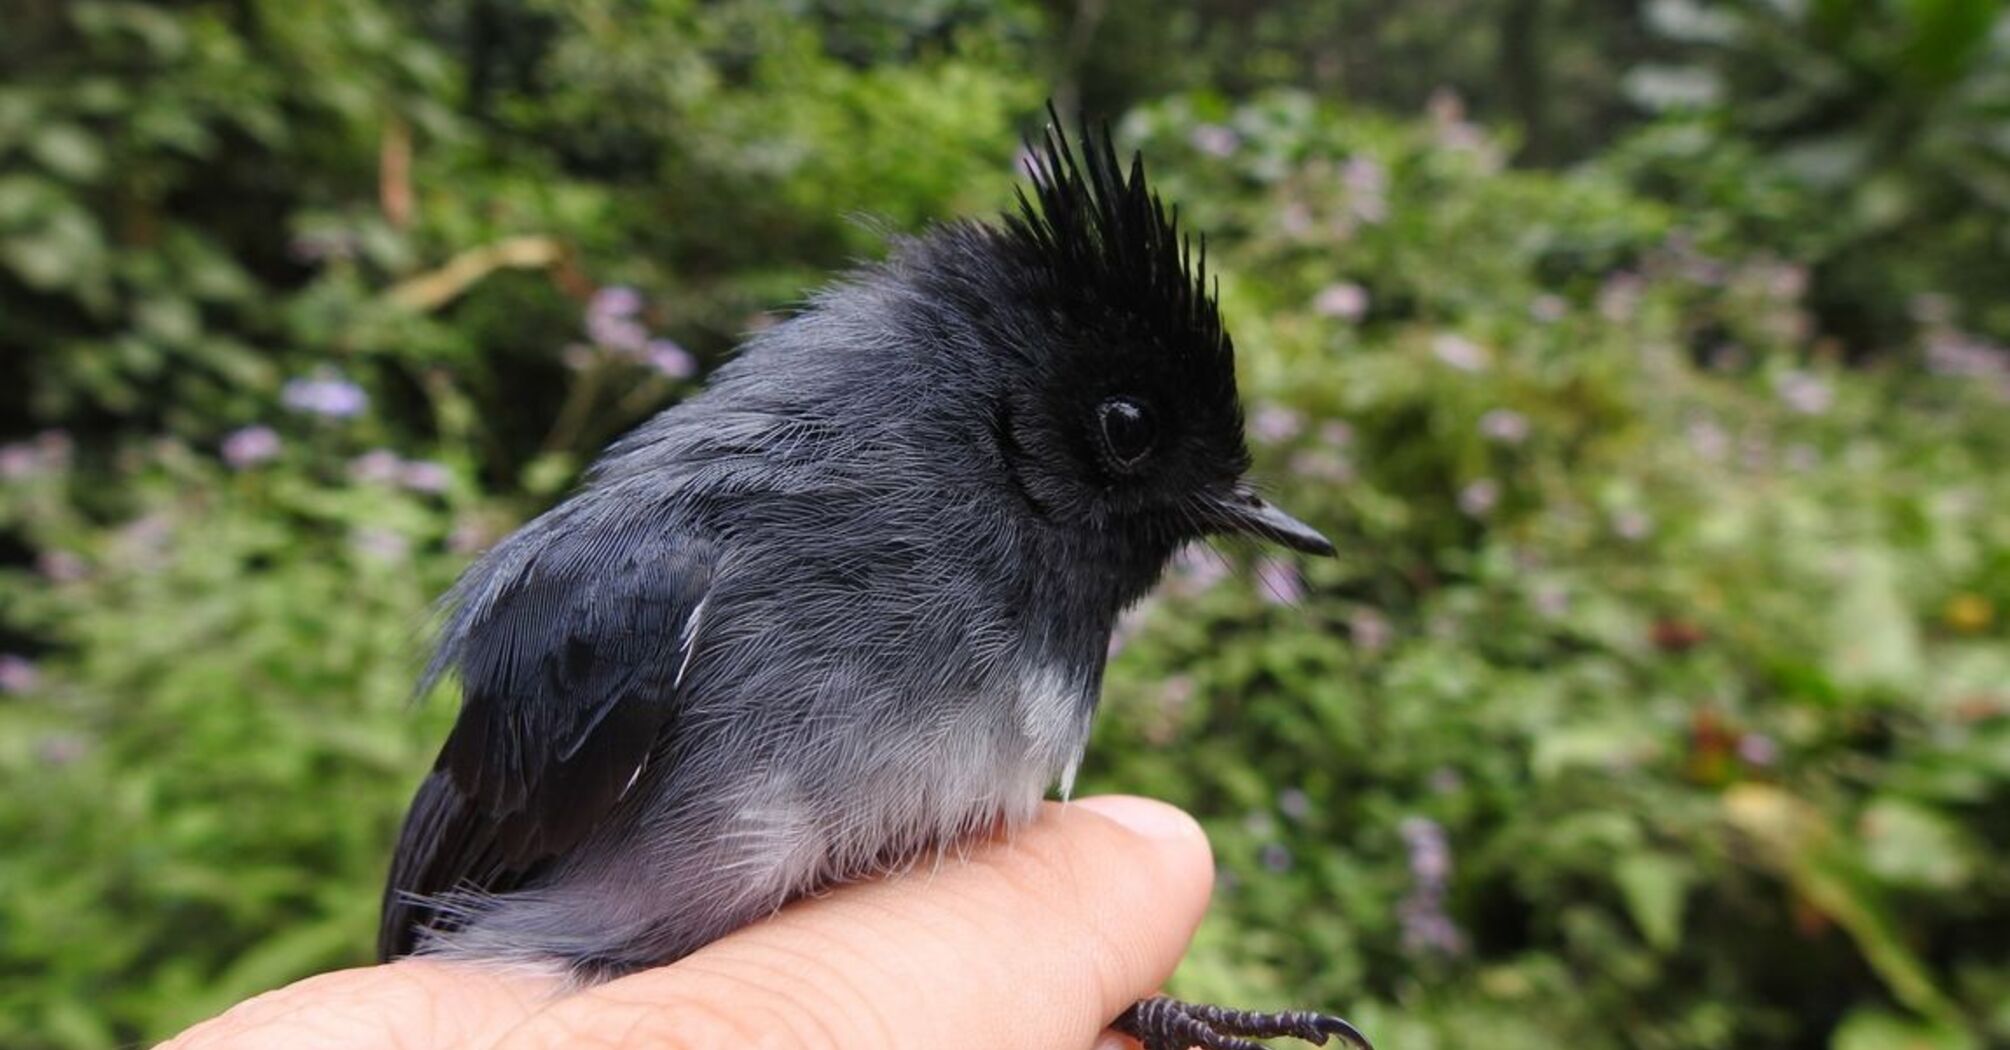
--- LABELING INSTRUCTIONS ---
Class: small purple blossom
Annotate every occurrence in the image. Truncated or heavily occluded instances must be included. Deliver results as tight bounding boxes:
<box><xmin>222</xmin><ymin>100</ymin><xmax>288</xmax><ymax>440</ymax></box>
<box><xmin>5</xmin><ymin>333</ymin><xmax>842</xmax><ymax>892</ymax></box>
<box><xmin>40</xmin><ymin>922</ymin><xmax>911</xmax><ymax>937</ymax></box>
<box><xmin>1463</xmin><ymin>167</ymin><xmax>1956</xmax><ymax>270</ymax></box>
<box><xmin>1738</xmin><ymin>732</ymin><xmax>1779</xmax><ymax>768</ymax></box>
<box><xmin>349</xmin><ymin>449</ymin><xmax>405</xmax><ymax>485</ymax></box>
<box><xmin>37</xmin><ymin>733</ymin><xmax>89</xmax><ymax>767</ymax></box>
<box><xmin>1686</xmin><ymin>419</ymin><xmax>1730</xmax><ymax>461</ymax></box>
<box><xmin>221</xmin><ymin>426</ymin><xmax>281</xmax><ymax>469</ymax></box>
<box><xmin>1313</xmin><ymin>282</ymin><xmax>1370</xmax><ymax>322</ymax></box>
<box><xmin>1278</xmin><ymin>788</ymin><xmax>1312</xmax><ymax>822</ymax></box>
<box><xmin>1250</xmin><ymin>404</ymin><xmax>1304</xmax><ymax>444</ymax></box>
<box><xmin>1612</xmin><ymin>508</ymin><xmax>1653</xmax><ymax>541</ymax></box>
<box><xmin>1349</xmin><ymin>608</ymin><xmax>1393</xmax><ymax>653</ymax></box>
<box><xmin>1457</xmin><ymin>478</ymin><xmax>1500</xmax><ymax>517</ymax></box>
<box><xmin>448</xmin><ymin>516</ymin><xmax>498</xmax><ymax>555</ymax></box>
<box><xmin>1532</xmin><ymin>581</ymin><xmax>1569</xmax><ymax>619</ymax></box>
<box><xmin>1776</xmin><ymin>371</ymin><xmax>1833</xmax><ymax>415</ymax></box>
<box><xmin>1478</xmin><ymin>409</ymin><xmax>1529</xmax><ymax>445</ymax></box>
<box><xmin>1319</xmin><ymin>421</ymin><xmax>1355</xmax><ymax>448</ymax></box>
<box><xmin>1397</xmin><ymin>816</ymin><xmax>1466</xmax><ymax>957</ymax></box>
<box><xmin>400</xmin><ymin>460</ymin><xmax>452</xmax><ymax>495</ymax></box>
<box><xmin>1343</xmin><ymin>156</ymin><xmax>1387</xmax><ymax>195</ymax></box>
<box><xmin>1529</xmin><ymin>294</ymin><xmax>1568</xmax><ymax>323</ymax></box>
<box><xmin>1427</xmin><ymin>767</ymin><xmax>1465</xmax><ymax>795</ymax></box>
<box><xmin>1597</xmin><ymin>272</ymin><xmax>1644</xmax><ymax>323</ymax></box>
<box><xmin>0</xmin><ymin>443</ymin><xmax>40</xmax><ymax>480</ymax></box>
<box><xmin>1289</xmin><ymin>449</ymin><xmax>1353</xmax><ymax>484</ymax></box>
<box><xmin>282</xmin><ymin>376</ymin><xmax>369</xmax><ymax>419</ymax></box>
<box><xmin>1431</xmin><ymin>333</ymin><xmax>1490</xmax><ymax>372</ymax></box>
<box><xmin>1255</xmin><ymin>557</ymin><xmax>1306</xmax><ymax>605</ymax></box>
<box><xmin>1259</xmin><ymin>842</ymin><xmax>1294</xmax><ymax>873</ymax></box>
<box><xmin>1189</xmin><ymin>123</ymin><xmax>1241</xmax><ymax>158</ymax></box>
<box><xmin>1</xmin><ymin>431</ymin><xmax>72</xmax><ymax>480</ymax></box>
<box><xmin>591</xmin><ymin>285</ymin><xmax>643</xmax><ymax>318</ymax></box>
<box><xmin>37</xmin><ymin>550</ymin><xmax>88</xmax><ymax>583</ymax></box>
<box><xmin>644</xmin><ymin>339</ymin><xmax>697</xmax><ymax>379</ymax></box>
<box><xmin>0</xmin><ymin>654</ymin><xmax>40</xmax><ymax>694</ymax></box>
<box><xmin>350</xmin><ymin>526</ymin><xmax>411</xmax><ymax>564</ymax></box>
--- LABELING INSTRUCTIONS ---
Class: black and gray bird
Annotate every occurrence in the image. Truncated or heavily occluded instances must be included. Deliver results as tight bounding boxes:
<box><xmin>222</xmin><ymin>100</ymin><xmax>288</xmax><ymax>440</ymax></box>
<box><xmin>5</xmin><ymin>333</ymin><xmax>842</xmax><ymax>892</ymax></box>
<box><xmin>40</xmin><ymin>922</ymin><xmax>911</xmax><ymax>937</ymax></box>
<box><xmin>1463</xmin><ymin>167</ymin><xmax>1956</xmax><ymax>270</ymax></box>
<box><xmin>381</xmin><ymin>112</ymin><xmax>1369</xmax><ymax>1050</ymax></box>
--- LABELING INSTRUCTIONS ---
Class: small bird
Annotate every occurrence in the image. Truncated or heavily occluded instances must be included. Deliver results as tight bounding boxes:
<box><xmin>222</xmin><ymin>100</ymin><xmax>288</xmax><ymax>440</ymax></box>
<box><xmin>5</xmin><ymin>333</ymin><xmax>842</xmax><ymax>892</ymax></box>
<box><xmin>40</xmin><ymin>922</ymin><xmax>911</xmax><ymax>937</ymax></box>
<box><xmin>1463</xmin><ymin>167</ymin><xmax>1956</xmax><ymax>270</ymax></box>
<box><xmin>381</xmin><ymin>110</ymin><xmax>1369</xmax><ymax>1050</ymax></box>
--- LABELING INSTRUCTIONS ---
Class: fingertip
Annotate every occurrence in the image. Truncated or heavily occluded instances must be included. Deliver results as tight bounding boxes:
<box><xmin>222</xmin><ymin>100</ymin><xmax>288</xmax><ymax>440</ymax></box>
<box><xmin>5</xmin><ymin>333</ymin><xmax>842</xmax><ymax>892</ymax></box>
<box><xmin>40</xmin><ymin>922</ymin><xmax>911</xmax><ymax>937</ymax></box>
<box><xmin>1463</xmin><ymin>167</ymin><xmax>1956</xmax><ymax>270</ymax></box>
<box><xmin>1073</xmin><ymin>794</ymin><xmax>1208</xmax><ymax>844</ymax></box>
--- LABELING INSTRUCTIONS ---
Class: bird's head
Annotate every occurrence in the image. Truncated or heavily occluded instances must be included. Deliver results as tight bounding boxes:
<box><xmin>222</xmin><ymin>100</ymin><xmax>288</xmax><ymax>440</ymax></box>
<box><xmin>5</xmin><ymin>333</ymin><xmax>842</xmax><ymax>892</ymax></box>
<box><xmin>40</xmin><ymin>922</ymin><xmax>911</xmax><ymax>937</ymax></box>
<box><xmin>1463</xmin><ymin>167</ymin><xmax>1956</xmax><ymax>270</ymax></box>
<box><xmin>911</xmin><ymin>111</ymin><xmax>1333</xmax><ymax>565</ymax></box>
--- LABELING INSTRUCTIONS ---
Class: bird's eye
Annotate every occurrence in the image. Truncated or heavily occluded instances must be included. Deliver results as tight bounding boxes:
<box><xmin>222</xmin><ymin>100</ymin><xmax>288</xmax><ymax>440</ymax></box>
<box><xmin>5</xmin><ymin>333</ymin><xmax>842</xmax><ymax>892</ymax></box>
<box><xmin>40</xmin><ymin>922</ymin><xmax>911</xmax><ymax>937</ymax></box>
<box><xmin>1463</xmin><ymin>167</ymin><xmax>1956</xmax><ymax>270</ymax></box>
<box><xmin>1096</xmin><ymin>397</ymin><xmax>1156</xmax><ymax>468</ymax></box>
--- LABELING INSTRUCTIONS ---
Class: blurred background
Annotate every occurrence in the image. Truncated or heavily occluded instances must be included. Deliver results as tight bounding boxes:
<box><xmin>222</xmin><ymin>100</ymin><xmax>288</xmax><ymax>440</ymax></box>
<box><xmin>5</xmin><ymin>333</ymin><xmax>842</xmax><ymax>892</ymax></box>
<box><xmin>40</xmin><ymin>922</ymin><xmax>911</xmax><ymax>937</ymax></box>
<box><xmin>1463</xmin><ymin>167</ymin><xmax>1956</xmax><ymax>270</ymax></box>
<box><xmin>3</xmin><ymin>1</ymin><xmax>2009</xmax><ymax>1047</ymax></box>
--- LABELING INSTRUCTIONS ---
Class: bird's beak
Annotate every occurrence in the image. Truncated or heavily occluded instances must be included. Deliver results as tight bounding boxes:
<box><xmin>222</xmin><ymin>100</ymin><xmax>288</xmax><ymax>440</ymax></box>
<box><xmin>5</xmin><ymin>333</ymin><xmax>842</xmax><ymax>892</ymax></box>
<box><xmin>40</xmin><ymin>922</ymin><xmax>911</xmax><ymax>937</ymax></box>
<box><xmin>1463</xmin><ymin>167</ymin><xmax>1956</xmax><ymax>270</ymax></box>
<box><xmin>1206</xmin><ymin>484</ymin><xmax>1335</xmax><ymax>556</ymax></box>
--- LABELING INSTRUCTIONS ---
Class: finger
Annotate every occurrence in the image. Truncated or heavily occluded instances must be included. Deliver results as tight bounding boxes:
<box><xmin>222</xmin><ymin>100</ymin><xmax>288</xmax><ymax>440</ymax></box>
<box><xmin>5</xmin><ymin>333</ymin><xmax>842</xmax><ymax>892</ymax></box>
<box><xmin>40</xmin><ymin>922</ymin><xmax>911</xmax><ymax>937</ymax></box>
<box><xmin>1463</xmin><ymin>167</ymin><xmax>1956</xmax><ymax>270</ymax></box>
<box><xmin>158</xmin><ymin>959</ymin><xmax>551</xmax><ymax>1050</ymax></box>
<box><xmin>498</xmin><ymin>795</ymin><xmax>1215</xmax><ymax>1049</ymax></box>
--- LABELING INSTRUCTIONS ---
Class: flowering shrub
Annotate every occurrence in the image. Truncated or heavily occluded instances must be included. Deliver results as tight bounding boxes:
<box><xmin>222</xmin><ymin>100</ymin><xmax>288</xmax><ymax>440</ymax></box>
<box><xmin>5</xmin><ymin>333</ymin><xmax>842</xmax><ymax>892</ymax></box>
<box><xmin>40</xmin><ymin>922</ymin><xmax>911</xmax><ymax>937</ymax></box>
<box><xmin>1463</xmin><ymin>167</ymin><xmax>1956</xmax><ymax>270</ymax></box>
<box><xmin>3</xmin><ymin>8</ymin><xmax>2009</xmax><ymax>1049</ymax></box>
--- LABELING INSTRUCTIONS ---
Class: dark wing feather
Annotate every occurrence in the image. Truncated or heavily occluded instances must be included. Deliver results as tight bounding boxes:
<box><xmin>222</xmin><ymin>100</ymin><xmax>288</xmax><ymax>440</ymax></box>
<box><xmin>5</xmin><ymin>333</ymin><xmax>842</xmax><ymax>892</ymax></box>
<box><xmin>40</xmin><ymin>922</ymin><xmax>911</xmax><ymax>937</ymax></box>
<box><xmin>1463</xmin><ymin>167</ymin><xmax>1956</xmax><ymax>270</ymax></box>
<box><xmin>379</xmin><ymin>526</ymin><xmax>715</xmax><ymax>959</ymax></box>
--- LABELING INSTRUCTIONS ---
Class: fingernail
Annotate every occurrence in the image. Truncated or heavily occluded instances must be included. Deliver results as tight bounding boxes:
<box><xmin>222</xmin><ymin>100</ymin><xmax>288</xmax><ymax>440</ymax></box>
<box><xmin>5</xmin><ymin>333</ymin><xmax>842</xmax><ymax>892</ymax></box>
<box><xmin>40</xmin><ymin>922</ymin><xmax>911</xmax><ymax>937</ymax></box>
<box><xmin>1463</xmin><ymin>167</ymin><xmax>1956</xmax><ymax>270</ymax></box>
<box><xmin>1076</xmin><ymin>795</ymin><xmax>1204</xmax><ymax>842</ymax></box>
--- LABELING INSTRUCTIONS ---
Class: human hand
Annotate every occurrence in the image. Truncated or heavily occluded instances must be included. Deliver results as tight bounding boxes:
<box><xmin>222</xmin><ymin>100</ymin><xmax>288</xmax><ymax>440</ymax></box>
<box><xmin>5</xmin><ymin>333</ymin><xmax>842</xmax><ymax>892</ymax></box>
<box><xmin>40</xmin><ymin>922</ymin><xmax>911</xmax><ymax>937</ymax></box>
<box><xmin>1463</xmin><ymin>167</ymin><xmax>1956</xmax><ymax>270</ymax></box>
<box><xmin>164</xmin><ymin>795</ymin><xmax>1214</xmax><ymax>1049</ymax></box>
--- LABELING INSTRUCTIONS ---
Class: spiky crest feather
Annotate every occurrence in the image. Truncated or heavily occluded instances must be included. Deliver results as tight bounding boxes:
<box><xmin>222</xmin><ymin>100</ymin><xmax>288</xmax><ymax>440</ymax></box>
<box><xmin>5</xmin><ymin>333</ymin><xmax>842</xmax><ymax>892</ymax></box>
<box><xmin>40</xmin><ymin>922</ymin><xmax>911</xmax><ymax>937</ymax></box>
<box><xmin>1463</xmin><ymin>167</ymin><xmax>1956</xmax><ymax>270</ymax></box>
<box><xmin>1002</xmin><ymin>106</ymin><xmax>1232</xmax><ymax>372</ymax></box>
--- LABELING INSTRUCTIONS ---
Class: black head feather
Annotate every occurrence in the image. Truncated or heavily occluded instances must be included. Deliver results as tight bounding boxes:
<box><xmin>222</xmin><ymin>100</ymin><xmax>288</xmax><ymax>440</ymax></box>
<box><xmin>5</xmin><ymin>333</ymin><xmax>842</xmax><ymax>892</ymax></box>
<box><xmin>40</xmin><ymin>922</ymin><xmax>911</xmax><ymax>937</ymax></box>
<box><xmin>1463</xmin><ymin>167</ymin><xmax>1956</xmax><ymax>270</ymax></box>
<box><xmin>1001</xmin><ymin>106</ymin><xmax>1233</xmax><ymax>381</ymax></box>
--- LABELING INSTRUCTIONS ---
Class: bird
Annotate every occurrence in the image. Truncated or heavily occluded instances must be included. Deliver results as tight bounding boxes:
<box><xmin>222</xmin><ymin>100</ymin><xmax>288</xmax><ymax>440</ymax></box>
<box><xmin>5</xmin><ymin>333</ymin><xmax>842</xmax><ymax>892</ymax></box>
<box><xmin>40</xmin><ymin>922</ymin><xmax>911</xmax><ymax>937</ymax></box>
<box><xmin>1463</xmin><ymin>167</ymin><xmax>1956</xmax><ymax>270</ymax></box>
<box><xmin>380</xmin><ymin>107</ymin><xmax>1370</xmax><ymax>1050</ymax></box>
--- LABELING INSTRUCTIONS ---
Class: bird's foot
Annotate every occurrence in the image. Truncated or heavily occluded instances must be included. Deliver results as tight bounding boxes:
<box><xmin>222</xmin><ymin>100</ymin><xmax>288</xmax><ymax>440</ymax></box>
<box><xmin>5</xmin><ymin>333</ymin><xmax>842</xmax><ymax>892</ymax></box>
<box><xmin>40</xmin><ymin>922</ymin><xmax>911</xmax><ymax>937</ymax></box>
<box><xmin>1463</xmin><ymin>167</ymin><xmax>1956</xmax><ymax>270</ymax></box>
<box><xmin>1114</xmin><ymin>995</ymin><xmax>1373</xmax><ymax>1050</ymax></box>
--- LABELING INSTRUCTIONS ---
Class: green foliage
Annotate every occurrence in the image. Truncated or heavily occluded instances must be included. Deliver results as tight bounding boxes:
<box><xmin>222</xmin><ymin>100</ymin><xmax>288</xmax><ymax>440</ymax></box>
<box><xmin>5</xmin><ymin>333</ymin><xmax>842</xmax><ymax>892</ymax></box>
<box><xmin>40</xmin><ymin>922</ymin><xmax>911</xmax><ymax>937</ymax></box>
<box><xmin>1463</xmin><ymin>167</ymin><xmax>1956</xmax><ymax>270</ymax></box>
<box><xmin>4</xmin><ymin>3</ymin><xmax>2010</xmax><ymax>1049</ymax></box>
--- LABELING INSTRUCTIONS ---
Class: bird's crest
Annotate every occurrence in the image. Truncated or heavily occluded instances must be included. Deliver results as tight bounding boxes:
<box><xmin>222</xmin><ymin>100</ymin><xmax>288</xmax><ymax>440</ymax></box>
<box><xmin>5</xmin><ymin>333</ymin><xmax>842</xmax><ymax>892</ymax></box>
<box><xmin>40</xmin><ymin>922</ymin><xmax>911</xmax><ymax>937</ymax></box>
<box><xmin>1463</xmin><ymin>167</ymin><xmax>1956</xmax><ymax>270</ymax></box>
<box><xmin>1004</xmin><ymin>105</ymin><xmax>1232</xmax><ymax>368</ymax></box>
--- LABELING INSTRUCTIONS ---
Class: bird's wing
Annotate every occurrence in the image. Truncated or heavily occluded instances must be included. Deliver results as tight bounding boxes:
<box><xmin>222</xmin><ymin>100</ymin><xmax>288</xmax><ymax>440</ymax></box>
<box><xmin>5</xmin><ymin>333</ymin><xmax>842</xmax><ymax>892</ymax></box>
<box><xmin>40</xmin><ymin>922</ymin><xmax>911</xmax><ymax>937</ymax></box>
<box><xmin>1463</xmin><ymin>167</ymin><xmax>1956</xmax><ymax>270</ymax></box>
<box><xmin>378</xmin><ymin>525</ymin><xmax>716</xmax><ymax>959</ymax></box>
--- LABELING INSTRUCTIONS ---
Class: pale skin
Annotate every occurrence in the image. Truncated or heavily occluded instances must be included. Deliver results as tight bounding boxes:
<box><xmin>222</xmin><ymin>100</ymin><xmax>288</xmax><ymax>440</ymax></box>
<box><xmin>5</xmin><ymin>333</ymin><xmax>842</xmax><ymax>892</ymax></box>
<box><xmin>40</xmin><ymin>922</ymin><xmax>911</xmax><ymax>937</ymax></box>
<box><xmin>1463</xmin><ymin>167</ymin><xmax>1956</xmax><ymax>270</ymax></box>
<box><xmin>164</xmin><ymin>796</ymin><xmax>1214</xmax><ymax>1050</ymax></box>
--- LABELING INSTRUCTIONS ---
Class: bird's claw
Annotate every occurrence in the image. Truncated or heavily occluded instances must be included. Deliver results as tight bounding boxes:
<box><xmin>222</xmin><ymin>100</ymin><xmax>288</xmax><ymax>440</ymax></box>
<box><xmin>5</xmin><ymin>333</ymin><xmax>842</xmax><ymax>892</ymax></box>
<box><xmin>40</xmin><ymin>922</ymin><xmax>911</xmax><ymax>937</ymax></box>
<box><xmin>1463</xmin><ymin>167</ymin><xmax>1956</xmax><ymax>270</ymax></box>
<box><xmin>1115</xmin><ymin>996</ymin><xmax>1373</xmax><ymax>1050</ymax></box>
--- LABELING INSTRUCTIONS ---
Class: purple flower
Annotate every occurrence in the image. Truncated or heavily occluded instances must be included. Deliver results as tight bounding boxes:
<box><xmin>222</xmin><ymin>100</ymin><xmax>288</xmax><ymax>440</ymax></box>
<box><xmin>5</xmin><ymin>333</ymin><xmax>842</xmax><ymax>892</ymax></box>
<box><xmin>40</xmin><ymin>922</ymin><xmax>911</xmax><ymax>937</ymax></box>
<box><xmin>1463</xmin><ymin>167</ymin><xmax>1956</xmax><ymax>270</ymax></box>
<box><xmin>0</xmin><ymin>443</ymin><xmax>39</xmax><ymax>480</ymax></box>
<box><xmin>1427</xmin><ymin>767</ymin><xmax>1465</xmax><ymax>795</ymax></box>
<box><xmin>400</xmin><ymin>460</ymin><xmax>452</xmax><ymax>494</ymax></box>
<box><xmin>1529</xmin><ymin>294</ymin><xmax>1568</xmax><ymax>323</ymax></box>
<box><xmin>1343</xmin><ymin>156</ymin><xmax>1387</xmax><ymax>195</ymax></box>
<box><xmin>1597</xmin><ymin>273</ymin><xmax>1643</xmax><ymax>323</ymax></box>
<box><xmin>38</xmin><ymin>733</ymin><xmax>89</xmax><ymax>767</ymax></box>
<box><xmin>1612</xmin><ymin>508</ymin><xmax>1653</xmax><ymax>541</ymax></box>
<box><xmin>1349</xmin><ymin>608</ymin><xmax>1392</xmax><ymax>653</ymax></box>
<box><xmin>348</xmin><ymin>449</ymin><xmax>405</xmax><ymax>485</ymax></box>
<box><xmin>1532</xmin><ymin>581</ymin><xmax>1569</xmax><ymax>618</ymax></box>
<box><xmin>1478</xmin><ymin>409</ymin><xmax>1529</xmax><ymax>445</ymax></box>
<box><xmin>645</xmin><ymin>339</ymin><xmax>697</xmax><ymax>379</ymax></box>
<box><xmin>1313</xmin><ymin>282</ymin><xmax>1370</xmax><ymax>322</ymax></box>
<box><xmin>1431</xmin><ymin>333</ymin><xmax>1490</xmax><ymax>372</ymax></box>
<box><xmin>1278</xmin><ymin>788</ymin><xmax>1312</xmax><ymax>822</ymax></box>
<box><xmin>1776</xmin><ymin>371</ymin><xmax>1833</xmax><ymax>415</ymax></box>
<box><xmin>1289</xmin><ymin>449</ymin><xmax>1353</xmax><ymax>484</ymax></box>
<box><xmin>590</xmin><ymin>285</ymin><xmax>643</xmax><ymax>318</ymax></box>
<box><xmin>1250</xmin><ymin>404</ymin><xmax>1304</xmax><ymax>444</ymax></box>
<box><xmin>281</xmin><ymin>376</ymin><xmax>368</xmax><ymax>419</ymax></box>
<box><xmin>1255</xmin><ymin>557</ymin><xmax>1305</xmax><ymax>605</ymax></box>
<box><xmin>1397</xmin><ymin>816</ymin><xmax>1466</xmax><ymax>957</ymax></box>
<box><xmin>1259</xmin><ymin>842</ymin><xmax>1293</xmax><ymax>873</ymax></box>
<box><xmin>1738</xmin><ymin>733</ymin><xmax>1779</xmax><ymax>768</ymax></box>
<box><xmin>1457</xmin><ymin>478</ymin><xmax>1500</xmax><ymax>517</ymax></box>
<box><xmin>1687</xmin><ymin>419</ymin><xmax>1730</xmax><ymax>461</ymax></box>
<box><xmin>1189</xmin><ymin>123</ymin><xmax>1241</xmax><ymax>158</ymax></box>
<box><xmin>37</xmin><ymin>550</ymin><xmax>88</xmax><ymax>583</ymax></box>
<box><xmin>221</xmin><ymin>426</ymin><xmax>281</xmax><ymax>469</ymax></box>
<box><xmin>350</xmin><ymin>526</ymin><xmax>411</xmax><ymax>564</ymax></box>
<box><xmin>0</xmin><ymin>654</ymin><xmax>39</xmax><ymax>694</ymax></box>
<box><xmin>1319</xmin><ymin>421</ymin><xmax>1355</xmax><ymax>448</ymax></box>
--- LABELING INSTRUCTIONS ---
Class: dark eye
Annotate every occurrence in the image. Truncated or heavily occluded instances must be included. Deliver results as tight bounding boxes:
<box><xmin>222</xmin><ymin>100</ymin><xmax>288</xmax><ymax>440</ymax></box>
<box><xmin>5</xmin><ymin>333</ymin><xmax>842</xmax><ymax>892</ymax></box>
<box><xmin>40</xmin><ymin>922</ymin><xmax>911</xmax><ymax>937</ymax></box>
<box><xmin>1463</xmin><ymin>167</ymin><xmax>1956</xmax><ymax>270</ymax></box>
<box><xmin>1097</xmin><ymin>396</ymin><xmax>1156</xmax><ymax>468</ymax></box>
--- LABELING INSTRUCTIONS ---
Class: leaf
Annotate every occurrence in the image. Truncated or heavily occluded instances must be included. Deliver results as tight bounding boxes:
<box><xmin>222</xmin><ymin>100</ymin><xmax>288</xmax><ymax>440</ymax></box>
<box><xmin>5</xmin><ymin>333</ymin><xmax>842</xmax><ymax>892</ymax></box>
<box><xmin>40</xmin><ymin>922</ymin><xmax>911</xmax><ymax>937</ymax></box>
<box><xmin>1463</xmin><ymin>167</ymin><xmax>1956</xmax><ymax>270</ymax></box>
<box><xmin>28</xmin><ymin>124</ymin><xmax>107</xmax><ymax>183</ymax></box>
<box><xmin>1614</xmin><ymin>852</ymin><xmax>1692</xmax><ymax>952</ymax></box>
<box><xmin>1859</xmin><ymin>798</ymin><xmax>1975</xmax><ymax>892</ymax></box>
<box><xmin>1830</xmin><ymin>1007</ymin><xmax>1978</xmax><ymax>1050</ymax></box>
